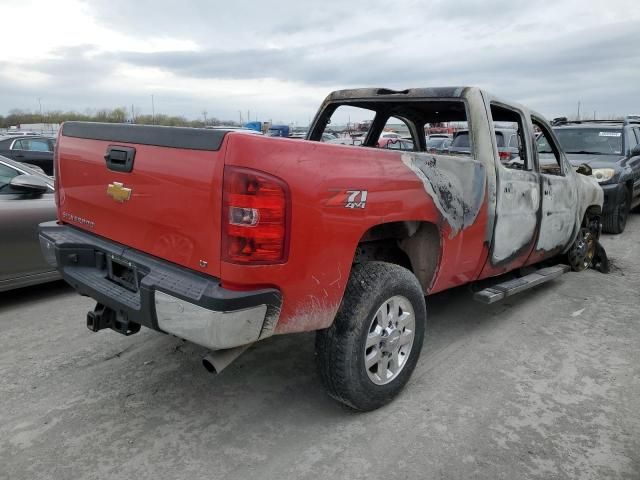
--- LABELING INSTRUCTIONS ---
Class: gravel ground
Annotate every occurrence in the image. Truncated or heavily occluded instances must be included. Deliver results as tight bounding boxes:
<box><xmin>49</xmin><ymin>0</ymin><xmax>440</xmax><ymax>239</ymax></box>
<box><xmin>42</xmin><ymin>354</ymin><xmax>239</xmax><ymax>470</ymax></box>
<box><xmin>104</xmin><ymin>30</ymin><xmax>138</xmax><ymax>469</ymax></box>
<box><xmin>1</xmin><ymin>217</ymin><xmax>639</xmax><ymax>480</ymax></box>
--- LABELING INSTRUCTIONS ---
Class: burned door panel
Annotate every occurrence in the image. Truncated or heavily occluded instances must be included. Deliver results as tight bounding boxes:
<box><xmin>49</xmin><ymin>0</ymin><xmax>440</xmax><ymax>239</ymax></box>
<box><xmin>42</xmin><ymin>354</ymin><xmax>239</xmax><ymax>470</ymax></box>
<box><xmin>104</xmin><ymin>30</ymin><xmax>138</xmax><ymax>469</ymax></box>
<box><xmin>490</xmin><ymin>169</ymin><xmax>539</xmax><ymax>264</ymax></box>
<box><xmin>535</xmin><ymin>174</ymin><xmax>576</xmax><ymax>253</ymax></box>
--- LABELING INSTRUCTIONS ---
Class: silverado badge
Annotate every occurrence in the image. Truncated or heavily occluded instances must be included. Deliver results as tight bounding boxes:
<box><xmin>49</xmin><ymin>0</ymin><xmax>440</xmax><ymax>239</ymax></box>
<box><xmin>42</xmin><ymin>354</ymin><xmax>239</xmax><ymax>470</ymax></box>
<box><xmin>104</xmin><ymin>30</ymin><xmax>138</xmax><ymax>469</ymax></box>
<box><xmin>107</xmin><ymin>182</ymin><xmax>132</xmax><ymax>202</ymax></box>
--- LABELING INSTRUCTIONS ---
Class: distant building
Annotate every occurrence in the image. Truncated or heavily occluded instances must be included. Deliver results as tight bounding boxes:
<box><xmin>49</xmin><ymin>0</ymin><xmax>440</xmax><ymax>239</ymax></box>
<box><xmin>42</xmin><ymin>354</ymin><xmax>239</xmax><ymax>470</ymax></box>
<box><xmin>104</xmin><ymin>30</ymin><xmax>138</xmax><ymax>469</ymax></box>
<box><xmin>11</xmin><ymin>123</ymin><xmax>60</xmax><ymax>135</ymax></box>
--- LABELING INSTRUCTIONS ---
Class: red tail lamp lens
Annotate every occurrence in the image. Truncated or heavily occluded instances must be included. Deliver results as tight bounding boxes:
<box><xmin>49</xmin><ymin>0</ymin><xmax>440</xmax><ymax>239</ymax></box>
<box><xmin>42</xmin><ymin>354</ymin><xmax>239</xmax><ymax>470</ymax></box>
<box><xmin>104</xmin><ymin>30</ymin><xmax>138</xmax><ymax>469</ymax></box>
<box><xmin>499</xmin><ymin>151</ymin><xmax>512</xmax><ymax>161</ymax></box>
<box><xmin>222</xmin><ymin>166</ymin><xmax>290</xmax><ymax>264</ymax></box>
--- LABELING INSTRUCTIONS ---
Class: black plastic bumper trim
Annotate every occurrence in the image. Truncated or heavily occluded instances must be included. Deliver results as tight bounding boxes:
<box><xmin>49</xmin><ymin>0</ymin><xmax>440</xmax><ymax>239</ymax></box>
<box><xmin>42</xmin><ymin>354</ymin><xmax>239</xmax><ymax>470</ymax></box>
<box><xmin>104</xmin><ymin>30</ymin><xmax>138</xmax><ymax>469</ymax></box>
<box><xmin>38</xmin><ymin>222</ymin><xmax>282</xmax><ymax>331</ymax></box>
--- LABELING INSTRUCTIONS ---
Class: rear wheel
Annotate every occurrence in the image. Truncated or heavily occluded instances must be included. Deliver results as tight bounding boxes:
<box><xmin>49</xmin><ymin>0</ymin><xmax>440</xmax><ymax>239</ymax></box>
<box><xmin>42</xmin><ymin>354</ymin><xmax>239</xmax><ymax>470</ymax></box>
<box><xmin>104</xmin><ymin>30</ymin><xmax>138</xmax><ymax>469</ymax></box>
<box><xmin>315</xmin><ymin>261</ymin><xmax>426</xmax><ymax>411</ymax></box>
<box><xmin>602</xmin><ymin>187</ymin><xmax>630</xmax><ymax>234</ymax></box>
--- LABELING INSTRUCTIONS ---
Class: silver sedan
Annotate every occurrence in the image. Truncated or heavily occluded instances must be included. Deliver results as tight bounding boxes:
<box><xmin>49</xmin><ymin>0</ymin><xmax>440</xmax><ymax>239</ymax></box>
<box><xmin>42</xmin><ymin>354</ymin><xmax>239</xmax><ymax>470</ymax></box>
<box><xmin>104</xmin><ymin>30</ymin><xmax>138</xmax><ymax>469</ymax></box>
<box><xmin>0</xmin><ymin>155</ymin><xmax>59</xmax><ymax>291</ymax></box>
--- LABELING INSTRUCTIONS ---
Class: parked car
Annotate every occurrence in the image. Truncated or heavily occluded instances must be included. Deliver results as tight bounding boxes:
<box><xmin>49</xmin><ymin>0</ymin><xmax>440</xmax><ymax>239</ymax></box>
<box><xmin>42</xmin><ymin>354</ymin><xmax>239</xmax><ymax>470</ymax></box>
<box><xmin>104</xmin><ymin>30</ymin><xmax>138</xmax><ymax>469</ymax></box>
<box><xmin>0</xmin><ymin>155</ymin><xmax>58</xmax><ymax>292</ymax></box>
<box><xmin>320</xmin><ymin>133</ymin><xmax>338</xmax><ymax>142</ymax></box>
<box><xmin>379</xmin><ymin>131</ymin><xmax>403</xmax><ymax>140</ymax></box>
<box><xmin>377</xmin><ymin>137</ymin><xmax>414</xmax><ymax>150</ymax></box>
<box><xmin>327</xmin><ymin>136</ymin><xmax>363</xmax><ymax>146</ymax></box>
<box><xmin>0</xmin><ymin>135</ymin><xmax>55</xmax><ymax>175</ymax></box>
<box><xmin>2</xmin><ymin>131</ymin><xmax>39</xmax><ymax>136</ymax></box>
<box><xmin>40</xmin><ymin>88</ymin><xmax>602</xmax><ymax>411</ymax></box>
<box><xmin>266</xmin><ymin>125</ymin><xmax>290</xmax><ymax>137</ymax></box>
<box><xmin>542</xmin><ymin>116</ymin><xmax>640</xmax><ymax>233</ymax></box>
<box><xmin>204</xmin><ymin>126</ymin><xmax>262</xmax><ymax>135</ymax></box>
<box><xmin>449</xmin><ymin>128</ymin><xmax>519</xmax><ymax>161</ymax></box>
<box><xmin>426</xmin><ymin>136</ymin><xmax>452</xmax><ymax>153</ymax></box>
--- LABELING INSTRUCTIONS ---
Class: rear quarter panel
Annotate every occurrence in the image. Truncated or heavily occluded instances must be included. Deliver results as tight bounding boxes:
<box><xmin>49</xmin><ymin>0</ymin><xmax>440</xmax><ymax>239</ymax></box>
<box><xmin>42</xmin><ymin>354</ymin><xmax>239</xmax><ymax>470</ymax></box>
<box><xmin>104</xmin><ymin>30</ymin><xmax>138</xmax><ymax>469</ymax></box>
<box><xmin>221</xmin><ymin>134</ymin><xmax>491</xmax><ymax>333</ymax></box>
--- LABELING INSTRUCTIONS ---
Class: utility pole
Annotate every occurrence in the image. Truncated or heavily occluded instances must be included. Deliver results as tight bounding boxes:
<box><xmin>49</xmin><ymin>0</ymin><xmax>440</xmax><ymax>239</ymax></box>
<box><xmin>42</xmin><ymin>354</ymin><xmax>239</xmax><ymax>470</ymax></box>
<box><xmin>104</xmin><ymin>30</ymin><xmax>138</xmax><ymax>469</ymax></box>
<box><xmin>247</xmin><ymin>110</ymin><xmax>250</xmax><ymax>123</ymax></box>
<box><xmin>238</xmin><ymin>110</ymin><xmax>243</xmax><ymax>124</ymax></box>
<box><xmin>577</xmin><ymin>101</ymin><xmax>581</xmax><ymax>120</ymax></box>
<box><xmin>37</xmin><ymin>97</ymin><xmax>43</xmax><ymax>121</ymax></box>
<box><xmin>151</xmin><ymin>94</ymin><xmax>155</xmax><ymax>124</ymax></box>
<box><xmin>202</xmin><ymin>110</ymin><xmax>208</xmax><ymax>125</ymax></box>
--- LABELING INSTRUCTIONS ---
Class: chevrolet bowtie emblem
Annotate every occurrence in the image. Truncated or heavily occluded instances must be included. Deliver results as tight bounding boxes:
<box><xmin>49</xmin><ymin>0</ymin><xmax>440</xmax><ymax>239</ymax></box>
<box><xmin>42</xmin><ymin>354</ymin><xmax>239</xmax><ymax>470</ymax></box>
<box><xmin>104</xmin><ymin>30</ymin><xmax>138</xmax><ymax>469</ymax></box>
<box><xmin>107</xmin><ymin>182</ymin><xmax>132</xmax><ymax>202</ymax></box>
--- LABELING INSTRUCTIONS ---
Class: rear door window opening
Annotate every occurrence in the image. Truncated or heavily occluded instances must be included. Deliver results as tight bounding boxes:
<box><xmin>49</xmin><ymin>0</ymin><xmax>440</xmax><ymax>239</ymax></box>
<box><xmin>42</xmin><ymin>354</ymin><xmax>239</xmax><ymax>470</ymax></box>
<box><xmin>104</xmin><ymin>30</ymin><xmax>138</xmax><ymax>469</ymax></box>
<box><xmin>489</xmin><ymin>103</ymin><xmax>529</xmax><ymax>170</ymax></box>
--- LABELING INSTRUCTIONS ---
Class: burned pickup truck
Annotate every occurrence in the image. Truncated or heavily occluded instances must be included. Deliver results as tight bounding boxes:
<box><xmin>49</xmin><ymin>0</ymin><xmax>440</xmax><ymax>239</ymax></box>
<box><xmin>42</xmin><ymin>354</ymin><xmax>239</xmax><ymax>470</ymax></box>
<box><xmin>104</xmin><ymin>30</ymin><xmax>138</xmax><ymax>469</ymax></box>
<box><xmin>39</xmin><ymin>87</ymin><xmax>603</xmax><ymax>411</ymax></box>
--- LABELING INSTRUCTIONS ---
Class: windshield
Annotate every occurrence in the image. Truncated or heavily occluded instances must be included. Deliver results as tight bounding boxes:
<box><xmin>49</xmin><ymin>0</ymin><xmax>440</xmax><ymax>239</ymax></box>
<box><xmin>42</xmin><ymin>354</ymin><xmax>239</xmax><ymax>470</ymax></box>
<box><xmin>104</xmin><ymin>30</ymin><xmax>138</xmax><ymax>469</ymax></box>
<box><xmin>549</xmin><ymin>127</ymin><xmax>623</xmax><ymax>155</ymax></box>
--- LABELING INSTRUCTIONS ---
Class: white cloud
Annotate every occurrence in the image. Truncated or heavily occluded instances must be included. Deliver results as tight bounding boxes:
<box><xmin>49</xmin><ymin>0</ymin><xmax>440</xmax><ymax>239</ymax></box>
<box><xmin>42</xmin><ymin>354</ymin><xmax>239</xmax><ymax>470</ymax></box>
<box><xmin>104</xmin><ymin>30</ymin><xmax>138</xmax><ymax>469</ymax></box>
<box><xmin>0</xmin><ymin>0</ymin><xmax>639</xmax><ymax>122</ymax></box>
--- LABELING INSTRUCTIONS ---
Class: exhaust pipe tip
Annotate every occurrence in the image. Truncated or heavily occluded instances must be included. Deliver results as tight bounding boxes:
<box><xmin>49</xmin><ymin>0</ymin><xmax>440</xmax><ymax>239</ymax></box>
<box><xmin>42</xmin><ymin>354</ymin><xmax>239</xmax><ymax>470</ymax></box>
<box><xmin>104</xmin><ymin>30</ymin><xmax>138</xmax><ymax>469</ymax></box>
<box><xmin>202</xmin><ymin>356</ymin><xmax>218</xmax><ymax>374</ymax></box>
<box><xmin>201</xmin><ymin>344</ymin><xmax>252</xmax><ymax>375</ymax></box>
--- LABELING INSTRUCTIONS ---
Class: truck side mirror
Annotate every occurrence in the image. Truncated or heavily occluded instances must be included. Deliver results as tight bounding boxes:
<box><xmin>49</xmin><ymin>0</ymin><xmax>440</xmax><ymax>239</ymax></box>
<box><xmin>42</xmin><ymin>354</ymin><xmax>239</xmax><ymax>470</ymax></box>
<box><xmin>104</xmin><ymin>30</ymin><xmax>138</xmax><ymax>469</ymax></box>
<box><xmin>631</xmin><ymin>145</ymin><xmax>640</xmax><ymax>156</ymax></box>
<box><xmin>576</xmin><ymin>164</ymin><xmax>592</xmax><ymax>176</ymax></box>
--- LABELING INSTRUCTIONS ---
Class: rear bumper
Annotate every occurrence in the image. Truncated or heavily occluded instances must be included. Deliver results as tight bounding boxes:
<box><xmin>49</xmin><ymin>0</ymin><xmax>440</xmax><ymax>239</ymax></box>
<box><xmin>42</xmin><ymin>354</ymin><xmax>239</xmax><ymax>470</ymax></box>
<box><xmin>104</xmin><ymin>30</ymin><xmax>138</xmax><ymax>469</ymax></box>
<box><xmin>38</xmin><ymin>222</ymin><xmax>281</xmax><ymax>350</ymax></box>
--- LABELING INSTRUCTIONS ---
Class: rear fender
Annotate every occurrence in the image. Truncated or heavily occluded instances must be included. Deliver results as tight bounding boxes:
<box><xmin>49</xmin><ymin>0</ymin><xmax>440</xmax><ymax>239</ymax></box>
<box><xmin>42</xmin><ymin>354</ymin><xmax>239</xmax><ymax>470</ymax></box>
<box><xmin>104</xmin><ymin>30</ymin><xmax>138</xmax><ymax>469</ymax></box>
<box><xmin>220</xmin><ymin>135</ymin><xmax>489</xmax><ymax>333</ymax></box>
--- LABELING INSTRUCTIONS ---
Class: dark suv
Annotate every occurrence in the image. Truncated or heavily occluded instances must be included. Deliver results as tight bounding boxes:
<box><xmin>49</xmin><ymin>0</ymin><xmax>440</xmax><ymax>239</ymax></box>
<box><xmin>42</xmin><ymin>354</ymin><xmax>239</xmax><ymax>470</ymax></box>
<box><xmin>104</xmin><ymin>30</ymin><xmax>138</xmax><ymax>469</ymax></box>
<box><xmin>542</xmin><ymin>116</ymin><xmax>640</xmax><ymax>233</ymax></box>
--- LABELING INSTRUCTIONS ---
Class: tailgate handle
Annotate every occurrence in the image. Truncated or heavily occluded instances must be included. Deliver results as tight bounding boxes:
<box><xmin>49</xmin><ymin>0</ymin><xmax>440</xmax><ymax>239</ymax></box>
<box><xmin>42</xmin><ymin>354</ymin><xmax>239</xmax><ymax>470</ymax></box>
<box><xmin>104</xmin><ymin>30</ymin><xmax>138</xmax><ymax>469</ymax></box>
<box><xmin>104</xmin><ymin>146</ymin><xmax>135</xmax><ymax>173</ymax></box>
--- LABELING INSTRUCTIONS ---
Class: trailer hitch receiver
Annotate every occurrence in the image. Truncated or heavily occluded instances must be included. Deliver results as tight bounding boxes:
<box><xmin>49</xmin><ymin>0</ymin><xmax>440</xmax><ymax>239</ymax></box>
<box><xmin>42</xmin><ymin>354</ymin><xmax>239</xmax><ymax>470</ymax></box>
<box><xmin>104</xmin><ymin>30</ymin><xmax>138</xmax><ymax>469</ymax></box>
<box><xmin>87</xmin><ymin>303</ymin><xmax>141</xmax><ymax>336</ymax></box>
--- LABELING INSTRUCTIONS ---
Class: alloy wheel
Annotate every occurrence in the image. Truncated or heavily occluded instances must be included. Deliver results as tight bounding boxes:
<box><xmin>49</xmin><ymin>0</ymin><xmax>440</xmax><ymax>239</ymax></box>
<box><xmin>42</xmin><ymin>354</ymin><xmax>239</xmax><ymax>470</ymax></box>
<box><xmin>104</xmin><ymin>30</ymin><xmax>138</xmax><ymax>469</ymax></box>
<box><xmin>568</xmin><ymin>227</ymin><xmax>596</xmax><ymax>272</ymax></box>
<box><xmin>364</xmin><ymin>295</ymin><xmax>416</xmax><ymax>385</ymax></box>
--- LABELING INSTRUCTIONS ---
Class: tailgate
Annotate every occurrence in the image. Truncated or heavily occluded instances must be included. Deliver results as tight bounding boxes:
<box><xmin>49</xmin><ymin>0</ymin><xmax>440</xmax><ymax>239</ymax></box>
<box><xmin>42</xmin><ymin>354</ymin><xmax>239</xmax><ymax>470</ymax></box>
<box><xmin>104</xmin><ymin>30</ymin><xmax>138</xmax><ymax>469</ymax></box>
<box><xmin>57</xmin><ymin>122</ymin><xmax>227</xmax><ymax>277</ymax></box>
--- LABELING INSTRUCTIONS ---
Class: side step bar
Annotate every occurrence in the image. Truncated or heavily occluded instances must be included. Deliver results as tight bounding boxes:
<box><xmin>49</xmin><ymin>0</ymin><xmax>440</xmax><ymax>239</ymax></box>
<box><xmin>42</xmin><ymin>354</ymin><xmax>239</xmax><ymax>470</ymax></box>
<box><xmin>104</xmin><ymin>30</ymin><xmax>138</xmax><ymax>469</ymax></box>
<box><xmin>473</xmin><ymin>264</ymin><xmax>570</xmax><ymax>304</ymax></box>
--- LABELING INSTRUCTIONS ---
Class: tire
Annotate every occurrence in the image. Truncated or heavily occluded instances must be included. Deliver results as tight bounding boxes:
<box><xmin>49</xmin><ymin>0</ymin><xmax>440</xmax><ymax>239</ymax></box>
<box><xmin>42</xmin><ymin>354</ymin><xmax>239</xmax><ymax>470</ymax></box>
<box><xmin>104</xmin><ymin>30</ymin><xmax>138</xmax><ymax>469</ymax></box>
<box><xmin>602</xmin><ymin>187</ymin><xmax>630</xmax><ymax>234</ymax></box>
<box><xmin>315</xmin><ymin>261</ymin><xmax>426</xmax><ymax>411</ymax></box>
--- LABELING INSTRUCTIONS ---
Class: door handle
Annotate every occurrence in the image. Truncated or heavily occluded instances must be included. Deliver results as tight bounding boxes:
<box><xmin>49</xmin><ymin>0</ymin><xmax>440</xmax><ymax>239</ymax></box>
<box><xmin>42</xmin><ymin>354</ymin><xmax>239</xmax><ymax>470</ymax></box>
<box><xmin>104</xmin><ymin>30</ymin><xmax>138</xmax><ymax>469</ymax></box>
<box><xmin>104</xmin><ymin>146</ymin><xmax>135</xmax><ymax>173</ymax></box>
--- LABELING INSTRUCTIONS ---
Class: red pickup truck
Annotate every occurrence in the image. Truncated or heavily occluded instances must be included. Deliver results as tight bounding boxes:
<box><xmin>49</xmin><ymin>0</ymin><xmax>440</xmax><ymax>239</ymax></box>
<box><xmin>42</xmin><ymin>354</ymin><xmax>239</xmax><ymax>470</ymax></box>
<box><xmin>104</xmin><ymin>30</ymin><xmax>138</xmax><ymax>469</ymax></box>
<box><xmin>39</xmin><ymin>87</ymin><xmax>603</xmax><ymax>411</ymax></box>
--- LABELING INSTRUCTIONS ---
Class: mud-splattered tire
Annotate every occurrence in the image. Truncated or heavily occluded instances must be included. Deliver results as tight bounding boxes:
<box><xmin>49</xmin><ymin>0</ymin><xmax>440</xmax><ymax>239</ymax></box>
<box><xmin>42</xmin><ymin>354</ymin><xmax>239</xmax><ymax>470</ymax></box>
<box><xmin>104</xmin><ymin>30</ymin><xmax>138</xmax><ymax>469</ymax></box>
<box><xmin>315</xmin><ymin>261</ymin><xmax>426</xmax><ymax>411</ymax></box>
<box><xmin>602</xmin><ymin>187</ymin><xmax>630</xmax><ymax>234</ymax></box>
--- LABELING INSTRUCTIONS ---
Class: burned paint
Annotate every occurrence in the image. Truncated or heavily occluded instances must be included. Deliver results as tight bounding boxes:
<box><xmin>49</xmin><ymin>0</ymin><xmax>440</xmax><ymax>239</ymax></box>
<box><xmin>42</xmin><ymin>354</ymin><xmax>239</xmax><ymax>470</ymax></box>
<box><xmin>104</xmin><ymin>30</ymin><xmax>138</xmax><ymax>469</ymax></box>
<box><xmin>400</xmin><ymin>152</ymin><xmax>486</xmax><ymax>238</ymax></box>
<box><xmin>491</xmin><ymin>169</ymin><xmax>539</xmax><ymax>263</ymax></box>
<box><xmin>535</xmin><ymin>175</ymin><xmax>575</xmax><ymax>252</ymax></box>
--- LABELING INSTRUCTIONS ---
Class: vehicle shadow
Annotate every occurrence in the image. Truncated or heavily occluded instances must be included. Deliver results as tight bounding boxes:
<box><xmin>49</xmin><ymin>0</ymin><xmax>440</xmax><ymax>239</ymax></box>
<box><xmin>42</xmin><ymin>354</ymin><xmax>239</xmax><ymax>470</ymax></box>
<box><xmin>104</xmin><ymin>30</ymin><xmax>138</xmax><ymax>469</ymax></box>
<box><xmin>78</xmin><ymin>278</ymin><xmax>556</xmax><ymax>420</ymax></box>
<box><xmin>0</xmin><ymin>280</ymin><xmax>72</xmax><ymax>310</ymax></box>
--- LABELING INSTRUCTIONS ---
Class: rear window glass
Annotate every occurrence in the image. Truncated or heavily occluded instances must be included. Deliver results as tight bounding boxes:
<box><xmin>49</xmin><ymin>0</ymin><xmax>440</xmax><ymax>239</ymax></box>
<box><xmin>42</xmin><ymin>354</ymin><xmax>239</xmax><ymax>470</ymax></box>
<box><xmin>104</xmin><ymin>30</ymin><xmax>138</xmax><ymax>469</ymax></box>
<box><xmin>553</xmin><ymin>128</ymin><xmax>623</xmax><ymax>155</ymax></box>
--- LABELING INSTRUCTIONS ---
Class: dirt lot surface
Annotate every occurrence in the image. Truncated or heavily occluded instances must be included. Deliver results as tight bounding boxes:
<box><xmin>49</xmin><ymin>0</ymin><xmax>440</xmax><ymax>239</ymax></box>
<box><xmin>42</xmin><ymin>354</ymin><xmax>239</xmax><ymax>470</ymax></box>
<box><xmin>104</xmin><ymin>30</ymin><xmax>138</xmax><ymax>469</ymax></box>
<box><xmin>1</xmin><ymin>217</ymin><xmax>639</xmax><ymax>480</ymax></box>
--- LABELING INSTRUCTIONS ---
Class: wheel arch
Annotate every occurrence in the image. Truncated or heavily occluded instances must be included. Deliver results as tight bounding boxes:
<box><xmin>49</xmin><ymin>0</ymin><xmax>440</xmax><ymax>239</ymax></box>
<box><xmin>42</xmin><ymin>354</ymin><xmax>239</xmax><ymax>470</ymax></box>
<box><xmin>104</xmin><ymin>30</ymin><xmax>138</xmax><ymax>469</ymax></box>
<box><xmin>625</xmin><ymin>179</ymin><xmax>633</xmax><ymax>197</ymax></box>
<box><xmin>582</xmin><ymin>204</ymin><xmax>602</xmax><ymax>224</ymax></box>
<box><xmin>354</xmin><ymin>221</ymin><xmax>441</xmax><ymax>293</ymax></box>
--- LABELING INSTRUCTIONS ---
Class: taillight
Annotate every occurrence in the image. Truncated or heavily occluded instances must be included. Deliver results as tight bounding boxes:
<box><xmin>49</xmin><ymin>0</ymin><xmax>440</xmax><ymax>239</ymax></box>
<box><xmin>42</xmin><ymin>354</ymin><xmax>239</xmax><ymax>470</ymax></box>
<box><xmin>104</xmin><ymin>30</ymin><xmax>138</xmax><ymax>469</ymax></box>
<box><xmin>222</xmin><ymin>166</ymin><xmax>290</xmax><ymax>264</ymax></box>
<box><xmin>499</xmin><ymin>151</ymin><xmax>512</xmax><ymax>161</ymax></box>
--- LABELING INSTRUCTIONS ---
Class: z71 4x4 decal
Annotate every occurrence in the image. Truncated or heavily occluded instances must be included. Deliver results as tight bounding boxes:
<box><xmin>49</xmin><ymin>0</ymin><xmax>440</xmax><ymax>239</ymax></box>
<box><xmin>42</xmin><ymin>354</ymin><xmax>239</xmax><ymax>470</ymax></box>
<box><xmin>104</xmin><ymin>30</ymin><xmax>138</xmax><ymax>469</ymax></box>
<box><xmin>326</xmin><ymin>189</ymin><xmax>368</xmax><ymax>209</ymax></box>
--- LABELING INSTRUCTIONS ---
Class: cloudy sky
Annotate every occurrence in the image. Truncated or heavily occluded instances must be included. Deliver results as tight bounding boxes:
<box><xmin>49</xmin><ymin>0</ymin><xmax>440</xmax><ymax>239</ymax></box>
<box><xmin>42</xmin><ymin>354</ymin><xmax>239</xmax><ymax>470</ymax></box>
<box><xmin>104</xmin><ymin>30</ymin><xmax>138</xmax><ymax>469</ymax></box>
<box><xmin>0</xmin><ymin>0</ymin><xmax>638</xmax><ymax>124</ymax></box>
